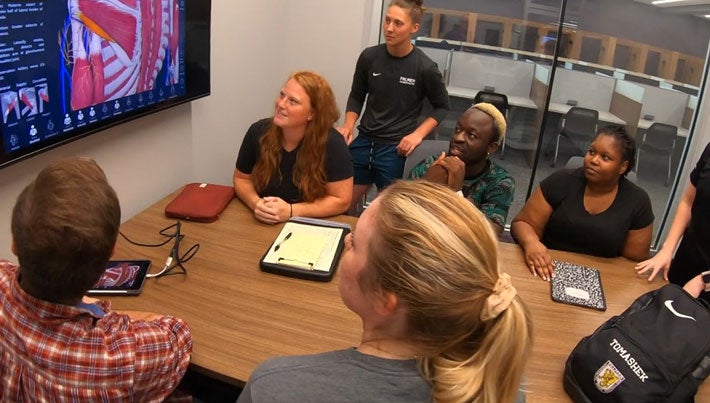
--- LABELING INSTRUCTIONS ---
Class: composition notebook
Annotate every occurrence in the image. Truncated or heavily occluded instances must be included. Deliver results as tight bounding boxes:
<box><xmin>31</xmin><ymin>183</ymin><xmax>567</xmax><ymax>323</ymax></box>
<box><xmin>551</xmin><ymin>261</ymin><xmax>607</xmax><ymax>311</ymax></box>
<box><xmin>260</xmin><ymin>217</ymin><xmax>351</xmax><ymax>282</ymax></box>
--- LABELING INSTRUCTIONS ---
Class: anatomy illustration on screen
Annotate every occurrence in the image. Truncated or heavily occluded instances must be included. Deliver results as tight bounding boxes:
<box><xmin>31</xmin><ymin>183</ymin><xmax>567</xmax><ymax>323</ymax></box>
<box><xmin>0</xmin><ymin>0</ymin><xmax>205</xmax><ymax>168</ymax></box>
<box><xmin>62</xmin><ymin>0</ymin><xmax>180</xmax><ymax>111</ymax></box>
<box><xmin>95</xmin><ymin>262</ymin><xmax>140</xmax><ymax>288</ymax></box>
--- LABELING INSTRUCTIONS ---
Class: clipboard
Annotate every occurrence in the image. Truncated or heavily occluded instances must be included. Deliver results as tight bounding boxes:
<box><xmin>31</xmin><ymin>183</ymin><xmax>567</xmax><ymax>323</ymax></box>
<box><xmin>259</xmin><ymin>217</ymin><xmax>351</xmax><ymax>282</ymax></box>
<box><xmin>551</xmin><ymin>261</ymin><xmax>607</xmax><ymax>311</ymax></box>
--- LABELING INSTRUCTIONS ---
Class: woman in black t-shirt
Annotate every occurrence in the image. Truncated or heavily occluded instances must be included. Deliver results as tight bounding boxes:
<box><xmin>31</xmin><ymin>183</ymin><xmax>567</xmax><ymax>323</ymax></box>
<box><xmin>511</xmin><ymin>126</ymin><xmax>654</xmax><ymax>281</ymax></box>
<box><xmin>233</xmin><ymin>71</ymin><xmax>353</xmax><ymax>224</ymax></box>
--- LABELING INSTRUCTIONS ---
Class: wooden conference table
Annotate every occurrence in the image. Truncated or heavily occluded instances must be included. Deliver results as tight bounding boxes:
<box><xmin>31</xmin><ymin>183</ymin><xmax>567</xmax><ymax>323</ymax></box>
<box><xmin>110</xmin><ymin>188</ymin><xmax>709</xmax><ymax>402</ymax></box>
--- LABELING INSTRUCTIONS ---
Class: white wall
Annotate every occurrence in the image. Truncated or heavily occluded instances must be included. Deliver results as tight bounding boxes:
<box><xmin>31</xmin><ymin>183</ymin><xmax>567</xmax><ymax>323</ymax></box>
<box><xmin>191</xmin><ymin>1</ymin><xmax>374</xmax><ymax>184</ymax></box>
<box><xmin>0</xmin><ymin>1</ymin><xmax>374</xmax><ymax>260</ymax></box>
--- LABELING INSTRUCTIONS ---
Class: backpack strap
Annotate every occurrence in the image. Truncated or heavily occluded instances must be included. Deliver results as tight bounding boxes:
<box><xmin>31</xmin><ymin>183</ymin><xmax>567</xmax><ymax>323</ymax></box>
<box><xmin>668</xmin><ymin>357</ymin><xmax>710</xmax><ymax>403</ymax></box>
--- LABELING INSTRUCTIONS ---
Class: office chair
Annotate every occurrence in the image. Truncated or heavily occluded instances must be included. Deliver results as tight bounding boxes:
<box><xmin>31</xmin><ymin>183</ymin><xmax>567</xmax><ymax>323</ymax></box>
<box><xmin>566</xmin><ymin>156</ymin><xmax>637</xmax><ymax>183</ymax></box>
<box><xmin>403</xmin><ymin>139</ymin><xmax>450</xmax><ymax>179</ymax></box>
<box><xmin>635</xmin><ymin>122</ymin><xmax>677</xmax><ymax>186</ymax></box>
<box><xmin>473</xmin><ymin>91</ymin><xmax>510</xmax><ymax>159</ymax></box>
<box><xmin>552</xmin><ymin>107</ymin><xmax>598</xmax><ymax>167</ymax></box>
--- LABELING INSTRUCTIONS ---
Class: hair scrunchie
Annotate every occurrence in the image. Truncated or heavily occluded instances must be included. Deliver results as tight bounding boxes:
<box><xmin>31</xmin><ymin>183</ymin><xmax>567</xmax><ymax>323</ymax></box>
<box><xmin>480</xmin><ymin>273</ymin><xmax>517</xmax><ymax>322</ymax></box>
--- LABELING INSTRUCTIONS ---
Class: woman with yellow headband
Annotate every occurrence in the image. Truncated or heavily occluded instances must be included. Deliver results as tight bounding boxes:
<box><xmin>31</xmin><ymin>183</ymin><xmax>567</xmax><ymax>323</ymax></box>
<box><xmin>238</xmin><ymin>181</ymin><xmax>532</xmax><ymax>403</ymax></box>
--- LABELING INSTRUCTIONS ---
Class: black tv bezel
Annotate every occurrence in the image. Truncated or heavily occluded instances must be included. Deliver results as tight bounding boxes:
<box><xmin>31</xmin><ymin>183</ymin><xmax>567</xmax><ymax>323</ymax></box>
<box><xmin>0</xmin><ymin>0</ymin><xmax>212</xmax><ymax>170</ymax></box>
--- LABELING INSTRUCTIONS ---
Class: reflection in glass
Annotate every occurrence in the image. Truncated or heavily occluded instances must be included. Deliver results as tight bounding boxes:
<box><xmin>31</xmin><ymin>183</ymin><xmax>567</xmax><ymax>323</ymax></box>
<box><xmin>399</xmin><ymin>0</ymin><xmax>708</xmax><ymax>246</ymax></box>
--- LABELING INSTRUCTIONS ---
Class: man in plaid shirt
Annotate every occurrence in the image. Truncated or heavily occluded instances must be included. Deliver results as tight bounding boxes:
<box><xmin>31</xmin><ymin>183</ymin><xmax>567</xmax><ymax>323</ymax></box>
<box><xmin>0</xmin><ymin>158</ymin><xmax>192</xmax><ymax>401</ymax></box>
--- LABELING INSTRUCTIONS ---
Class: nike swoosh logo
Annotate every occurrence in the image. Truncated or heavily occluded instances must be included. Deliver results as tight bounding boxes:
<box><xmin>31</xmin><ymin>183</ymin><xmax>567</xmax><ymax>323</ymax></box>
<box><xmin>372</xmin><ymin>72</ymin><xmax>382</xmax><ymax>76</ymax></box>
<box><xmin>664</xmin><ymin>300</ymin><xmax>696</xmax><ymax>321</ymax></box>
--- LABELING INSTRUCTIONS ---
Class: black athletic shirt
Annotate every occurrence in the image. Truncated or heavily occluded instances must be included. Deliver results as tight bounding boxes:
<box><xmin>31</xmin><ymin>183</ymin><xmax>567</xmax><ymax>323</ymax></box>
<box><xmin>235</xmin><ymin>118</ymin><xmax>353</xmax><ymax>203</ymax></box>
<box><xmin>540</xmin><ymin>168</ymin><xmax>654</xmax><ymax>257</ymax></box>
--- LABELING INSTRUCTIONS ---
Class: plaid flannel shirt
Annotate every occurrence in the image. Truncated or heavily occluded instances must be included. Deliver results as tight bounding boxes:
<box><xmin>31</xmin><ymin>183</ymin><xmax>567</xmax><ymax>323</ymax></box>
<box><xmin>0</xmin><ymin>259</ymin><xmax>192</xmax><ymax>402</ymax></box>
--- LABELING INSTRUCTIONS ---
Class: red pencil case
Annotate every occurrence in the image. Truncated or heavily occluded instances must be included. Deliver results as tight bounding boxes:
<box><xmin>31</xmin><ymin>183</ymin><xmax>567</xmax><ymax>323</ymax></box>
<box><xmin>165</xmin><ymin>183</ymin><xmax>234</xmax><ymax>222</ymax></box>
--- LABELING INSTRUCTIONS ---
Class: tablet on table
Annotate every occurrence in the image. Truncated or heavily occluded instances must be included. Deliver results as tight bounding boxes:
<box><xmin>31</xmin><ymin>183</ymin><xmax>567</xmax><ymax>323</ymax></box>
<box><xmin>88</xmin><ymin>260</ymin><xmax>151</xmax><ymax>295</ymax></box>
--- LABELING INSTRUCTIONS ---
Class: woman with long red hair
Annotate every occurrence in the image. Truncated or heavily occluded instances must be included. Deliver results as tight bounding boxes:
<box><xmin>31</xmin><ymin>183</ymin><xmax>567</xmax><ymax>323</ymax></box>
<box><xmin>233</xmin><ymin>71</ymin><xmax>353</xmax><ymax>224</ymax></box>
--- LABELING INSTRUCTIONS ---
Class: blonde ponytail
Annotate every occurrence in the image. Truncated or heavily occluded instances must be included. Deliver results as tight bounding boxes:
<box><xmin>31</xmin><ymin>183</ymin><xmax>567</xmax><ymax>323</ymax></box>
<box><xmin>369</xmin><ymin>181</ymin><xmax>533</xmax><ymax>403</ymax></box>
<box><xmin>422</xmin><ymin>297</ymin><xmax>532</xmax><ymax>402</ymax></box>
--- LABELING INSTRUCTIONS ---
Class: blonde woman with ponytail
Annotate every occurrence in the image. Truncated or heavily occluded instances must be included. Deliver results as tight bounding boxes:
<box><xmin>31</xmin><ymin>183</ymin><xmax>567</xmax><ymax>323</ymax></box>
<box><xmin>238</xmin><ymin>180</ymin><xmax>532</xmax><ymax>403</ymax></box>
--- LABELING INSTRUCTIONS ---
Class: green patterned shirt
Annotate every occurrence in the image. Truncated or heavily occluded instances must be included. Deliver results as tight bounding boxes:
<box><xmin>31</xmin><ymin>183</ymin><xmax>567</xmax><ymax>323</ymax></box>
<box><xmin>409</xmin><ymin>156</ymin><xmax>515</xmax><ymax>228</ymax></box>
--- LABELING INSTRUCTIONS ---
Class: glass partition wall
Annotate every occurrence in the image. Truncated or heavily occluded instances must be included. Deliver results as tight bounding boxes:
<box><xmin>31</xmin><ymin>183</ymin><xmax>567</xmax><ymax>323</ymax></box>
<box><xmin>397</xmin><ymin>0</ymin><xmax>709</xmax><ymax>247</ymax></box>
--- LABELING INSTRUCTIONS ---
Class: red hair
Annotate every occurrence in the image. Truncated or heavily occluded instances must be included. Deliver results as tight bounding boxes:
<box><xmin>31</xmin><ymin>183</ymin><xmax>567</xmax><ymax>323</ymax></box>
<box><xmin>252</xmin><ymin>71</ymin><xmax>340</xmax><ymax>202</ymax></box>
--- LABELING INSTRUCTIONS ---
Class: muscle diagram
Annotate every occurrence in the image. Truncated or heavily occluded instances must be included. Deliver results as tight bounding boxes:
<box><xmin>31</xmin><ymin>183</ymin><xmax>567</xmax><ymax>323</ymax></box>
<box><xmin>61</xmin><ymin>0</ymin><xmax>180</xmax><ymax>111</ymax></box>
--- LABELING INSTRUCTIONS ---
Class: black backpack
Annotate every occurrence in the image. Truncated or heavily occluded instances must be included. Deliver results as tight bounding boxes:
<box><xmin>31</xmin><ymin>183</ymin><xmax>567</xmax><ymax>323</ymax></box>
<box><xmin>564</xmin><ymin>284</ymin><xmax>710</xmax><ymax>402</ymax></box>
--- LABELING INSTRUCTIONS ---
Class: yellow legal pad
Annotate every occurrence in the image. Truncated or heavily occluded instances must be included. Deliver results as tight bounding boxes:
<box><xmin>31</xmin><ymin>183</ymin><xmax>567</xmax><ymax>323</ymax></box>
<box><xmin>260</xmin><ymin>217</ymin><xmax>350</xmax><ymax>281</ymax></box>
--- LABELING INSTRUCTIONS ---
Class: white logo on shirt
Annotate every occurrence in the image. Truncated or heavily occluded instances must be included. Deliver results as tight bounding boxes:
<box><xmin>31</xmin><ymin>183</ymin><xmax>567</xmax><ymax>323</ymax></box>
<box><xmin>399</xmin><ymin>76</ymin><xmax>415</xmax><ymax>85</ymax></box>
<box><xmin>372</xmin><ymin>72</ymin><xmax>382</xmax><ymax>77</ymax></box>
<box><xmin>664</xmin><ymin>300</ymin><xmax>696</xmax><ymax>321</ymax></box>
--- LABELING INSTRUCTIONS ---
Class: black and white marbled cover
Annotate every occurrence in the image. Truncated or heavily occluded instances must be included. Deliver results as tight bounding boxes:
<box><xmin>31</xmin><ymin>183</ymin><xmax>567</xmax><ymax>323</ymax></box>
<box><xmin>551</xmin><ymin>260</ymin><xmax>607</xmax><ymax>311</ymax></box>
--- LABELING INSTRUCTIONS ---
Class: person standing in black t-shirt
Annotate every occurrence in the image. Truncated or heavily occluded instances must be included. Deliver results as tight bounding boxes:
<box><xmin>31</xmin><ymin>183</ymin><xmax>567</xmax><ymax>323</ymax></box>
<box><xmin>637</xmin><ymin>143</ymin><xmax>710</xmax><ymax>302</ymax></box>
<box><xmin>337</xmin><ymin>0</ymin><xmax>449</xmax><ymax>214</ymax></box>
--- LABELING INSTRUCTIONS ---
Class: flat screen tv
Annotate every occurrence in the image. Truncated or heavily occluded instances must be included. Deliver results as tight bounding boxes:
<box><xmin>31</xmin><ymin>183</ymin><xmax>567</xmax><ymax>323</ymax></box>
<box><xmin>0</xmin><ymin>0</ymin><xmax>211</xmax><ymax>169</ymax></box>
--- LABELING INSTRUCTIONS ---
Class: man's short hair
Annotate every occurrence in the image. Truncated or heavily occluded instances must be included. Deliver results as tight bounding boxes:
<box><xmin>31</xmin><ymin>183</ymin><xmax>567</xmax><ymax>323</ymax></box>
<box><xmin>11</xmin><ymin>158</ymin><xmax>121</xmax><ymax>303</ymax></box>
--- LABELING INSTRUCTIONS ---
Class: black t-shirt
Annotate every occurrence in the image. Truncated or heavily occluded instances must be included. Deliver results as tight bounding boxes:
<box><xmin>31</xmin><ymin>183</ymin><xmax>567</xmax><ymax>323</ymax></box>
<box><xmin>689</xmin><ymin>143</ymin><xmax>710</xmax><ymax>246</ymax></box>
<box><xmin>540</xmin><ymin>168</ymin><xmax>655</xmax><ymax>257</ymax></box>
<box><xmin>235</xmin><ymin>118</ymin><xmax>353</xmax><ymax>203</ymax></box>
<box><xmin>345</xmin><ymin>44</ymin><xmax>450</xmax><ymax>144</ymax></box>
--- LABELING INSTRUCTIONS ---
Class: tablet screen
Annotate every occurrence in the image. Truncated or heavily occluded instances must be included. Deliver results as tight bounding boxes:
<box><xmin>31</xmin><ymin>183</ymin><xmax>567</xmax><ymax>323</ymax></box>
<box><xmin>88</xmin><ymin>260</ymin><xmax>151</xmax><ymax>295</ymax></box>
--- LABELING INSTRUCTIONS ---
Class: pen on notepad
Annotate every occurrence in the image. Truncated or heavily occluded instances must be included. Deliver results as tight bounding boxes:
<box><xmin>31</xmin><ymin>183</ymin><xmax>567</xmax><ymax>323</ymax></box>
<box><xmin>277</xmin><ymin>257</ymin><xmax>314</xmax><ymax>270</ymax></box>
<box><xmin>274</xmin><ymin>232</ymin><xmax>292</xmax><ymax>252</ymax></box>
